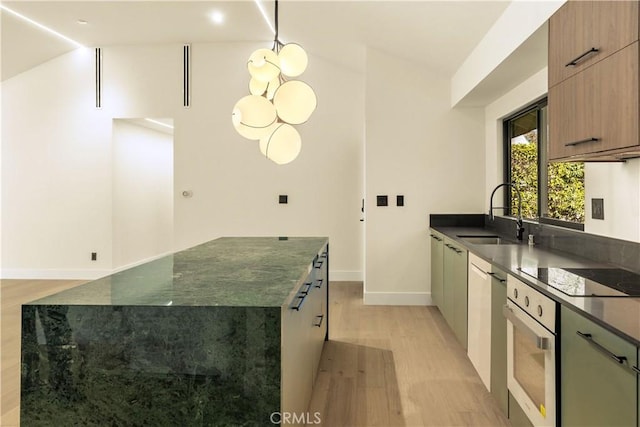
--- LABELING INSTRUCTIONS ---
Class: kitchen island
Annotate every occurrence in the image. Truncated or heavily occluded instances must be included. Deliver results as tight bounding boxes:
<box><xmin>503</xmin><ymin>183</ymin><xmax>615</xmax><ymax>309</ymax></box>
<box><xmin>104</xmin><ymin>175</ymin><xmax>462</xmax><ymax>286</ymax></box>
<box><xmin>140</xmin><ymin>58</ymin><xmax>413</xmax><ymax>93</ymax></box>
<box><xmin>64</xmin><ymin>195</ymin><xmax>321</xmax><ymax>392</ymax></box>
<box><xmin>20</xmin><ymin>237</ymin><xmax>329</xmax><ymax>426</ymax></box>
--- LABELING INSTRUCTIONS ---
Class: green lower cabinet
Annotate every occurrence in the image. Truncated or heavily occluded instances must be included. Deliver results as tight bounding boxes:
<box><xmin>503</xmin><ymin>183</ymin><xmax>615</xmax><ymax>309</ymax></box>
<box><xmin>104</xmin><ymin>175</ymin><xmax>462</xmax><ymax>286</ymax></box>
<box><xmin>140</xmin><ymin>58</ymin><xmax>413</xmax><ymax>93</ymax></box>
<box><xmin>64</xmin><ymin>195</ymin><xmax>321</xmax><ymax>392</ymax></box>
<box><xmin>509</xmin><ymin>392</ymin><xmax>534</xmax><ymax>427</ymax></box>
<box><xmin>443</xmin><ymin>237</ymin><xmax>468</xmax><ymax>349</ymax></box>
<box><xmin>430</xmin><ymin>231</ymin><xmax>444</xmax><ymax>311</ymax></box>
<box><xmin>490</xmin><ymin>267</ymin><xmax>508</xmax><ymax>416</ymax></box>
<box><xmin>561</xmin><ymin>305</ymin><xmax>637</xmax><ymax>427</ymax></box>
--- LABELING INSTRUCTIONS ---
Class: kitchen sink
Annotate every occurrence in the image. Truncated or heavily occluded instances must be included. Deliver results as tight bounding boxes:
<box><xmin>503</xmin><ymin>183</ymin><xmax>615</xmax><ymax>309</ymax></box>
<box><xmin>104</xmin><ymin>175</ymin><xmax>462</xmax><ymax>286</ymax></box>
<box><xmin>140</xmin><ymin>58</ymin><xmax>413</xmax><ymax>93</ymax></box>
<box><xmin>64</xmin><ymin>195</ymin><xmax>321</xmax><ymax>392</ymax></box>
<box><xmin>456</xmin><ymin>235</ymin><xmax>517</xmax><ymax>245</ymax></box>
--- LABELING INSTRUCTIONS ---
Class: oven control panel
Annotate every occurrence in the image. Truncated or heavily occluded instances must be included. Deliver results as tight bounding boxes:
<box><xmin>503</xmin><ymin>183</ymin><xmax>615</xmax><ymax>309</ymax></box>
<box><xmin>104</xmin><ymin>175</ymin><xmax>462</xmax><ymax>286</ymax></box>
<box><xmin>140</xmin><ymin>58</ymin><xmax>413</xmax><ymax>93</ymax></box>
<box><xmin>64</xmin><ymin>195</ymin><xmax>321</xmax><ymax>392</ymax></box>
<box><xmin>507</xmin><ymin>275</ymin><xmax>557</xmax><ymax>332</ymax></box>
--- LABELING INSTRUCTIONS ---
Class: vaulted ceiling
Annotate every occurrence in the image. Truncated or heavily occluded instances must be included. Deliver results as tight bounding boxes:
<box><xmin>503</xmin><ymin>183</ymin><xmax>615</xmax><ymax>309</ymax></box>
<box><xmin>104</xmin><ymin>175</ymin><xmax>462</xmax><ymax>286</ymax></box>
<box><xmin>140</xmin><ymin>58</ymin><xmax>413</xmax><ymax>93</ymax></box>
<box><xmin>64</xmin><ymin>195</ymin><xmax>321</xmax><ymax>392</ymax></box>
<box><xmin>2</xmin><ymin>1</ymin><xmax>513</xmax><ymax>81</ymax></box>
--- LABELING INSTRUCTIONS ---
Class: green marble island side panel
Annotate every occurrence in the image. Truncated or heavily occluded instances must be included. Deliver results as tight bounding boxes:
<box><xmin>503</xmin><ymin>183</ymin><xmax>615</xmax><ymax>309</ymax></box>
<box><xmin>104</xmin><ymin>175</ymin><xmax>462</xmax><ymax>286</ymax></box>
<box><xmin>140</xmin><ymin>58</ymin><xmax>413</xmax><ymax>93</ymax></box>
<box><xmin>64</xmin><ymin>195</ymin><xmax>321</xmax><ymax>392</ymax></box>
<box><xmin>21</xmin><ymin>305</ymin><xmax>281</xmax><ymax>426</ymax></box>
<box><xmin>28</xmin><ymin>237</ymin><xmax>329</xmax><ymax>307</ymax></box>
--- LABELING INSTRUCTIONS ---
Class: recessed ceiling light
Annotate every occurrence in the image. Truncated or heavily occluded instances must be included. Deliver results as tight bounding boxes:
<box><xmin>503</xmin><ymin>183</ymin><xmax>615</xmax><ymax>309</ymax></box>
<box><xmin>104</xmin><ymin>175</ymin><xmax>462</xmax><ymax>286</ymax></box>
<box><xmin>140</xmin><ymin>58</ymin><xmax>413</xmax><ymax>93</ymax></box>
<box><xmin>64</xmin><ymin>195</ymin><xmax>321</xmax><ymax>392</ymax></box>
<box><xmin>77</xmin><ymin>19</ymin><xmax>88</xmax><ymax>25</ymax></box>
<box><xmin>210</xmin><ymin>11</ymin><xmax>225</xmax><ymax>25</ymax></box>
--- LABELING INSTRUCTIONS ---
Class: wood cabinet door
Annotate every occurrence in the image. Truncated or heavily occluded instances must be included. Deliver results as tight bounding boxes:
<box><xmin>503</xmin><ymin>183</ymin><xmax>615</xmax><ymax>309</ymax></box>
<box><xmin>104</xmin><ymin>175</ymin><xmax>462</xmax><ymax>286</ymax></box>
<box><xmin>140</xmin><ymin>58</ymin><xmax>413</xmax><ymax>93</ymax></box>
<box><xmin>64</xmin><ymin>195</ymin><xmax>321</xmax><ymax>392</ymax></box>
<box><xmin>549</xmin><ymin>42</ymin><xmax>639</xmax><ymax>160</ymax></box>
<box><xmin>593</xmin><ymin>42</ymin><xmax>639</xmax><ymax>153</ymax></box>
<box><xmin>549</xmin><ymin>0</ymin><xmax>593</xmax><ymax>87</ymax></box>
<box><xmin>549</xmin><ymin>0</ymin><xmax>638</xmax><ymax>88</ymax></box>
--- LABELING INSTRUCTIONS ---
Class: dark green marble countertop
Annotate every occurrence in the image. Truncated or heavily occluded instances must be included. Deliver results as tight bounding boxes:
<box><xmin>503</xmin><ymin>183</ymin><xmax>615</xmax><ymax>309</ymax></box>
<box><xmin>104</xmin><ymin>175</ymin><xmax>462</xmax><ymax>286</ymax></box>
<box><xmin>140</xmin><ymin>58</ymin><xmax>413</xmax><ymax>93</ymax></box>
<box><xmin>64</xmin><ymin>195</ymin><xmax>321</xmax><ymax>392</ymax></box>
<box><xmin>27</xmin><ymin>237</ymin><xmax>328</xmax><ymax>307</ymax></box>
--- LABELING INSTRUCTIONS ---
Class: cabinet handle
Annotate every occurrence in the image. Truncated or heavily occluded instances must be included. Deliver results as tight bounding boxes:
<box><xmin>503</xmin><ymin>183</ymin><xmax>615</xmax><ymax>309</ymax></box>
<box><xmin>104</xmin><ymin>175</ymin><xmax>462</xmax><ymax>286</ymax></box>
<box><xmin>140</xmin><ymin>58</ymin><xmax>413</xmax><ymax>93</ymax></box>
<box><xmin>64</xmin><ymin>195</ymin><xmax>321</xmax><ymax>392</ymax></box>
<box><xmin>314</xmin><ymin>314</ymin><xmax>325</xmax><ymax>327</ymax></box>
<box><xmin>632</xmin><ymin>366</ymin><xmax>640</xmax><ymax>375</ymax></box>
<box><xmin>314</xmin><ymin>279</ymin><xmax>324</xmax><ymax>289</ymax></box>
<box><xmin>576</xmin><ymin>331</ymin><xmax>627</xmax><ymax>365</ymax></box>
<box><xmin>291</xmin><ymin>294</ymin><xmax>307</xmax><ymax>311</ymax></box>
<box><xmin>564</xmin><ymin>137</ymin><xmax>600</xmax><ymax>147</ymax></box>
<box><xmin>300</xmin><ymin>282</ymin><xmax>312</xmax><ymax>295</ymax></box>
<box><xmin>430</xmin><ymin>234</ymin><xmax>443</xmax><ymax>241</ymax></box>
<box><xmin>565</xmin><ymin>47</ymin><xmax>599</xmax><ymax>67</ymax></box>
<box><xmin>487</xmin><ymin>272</ymin><xmax>506</xmax><ymax>283</ymax></box>
<box><xmin>315</xmin><ymin>260</ymin><xmax>324</xmax><ymax>269</ymax></box>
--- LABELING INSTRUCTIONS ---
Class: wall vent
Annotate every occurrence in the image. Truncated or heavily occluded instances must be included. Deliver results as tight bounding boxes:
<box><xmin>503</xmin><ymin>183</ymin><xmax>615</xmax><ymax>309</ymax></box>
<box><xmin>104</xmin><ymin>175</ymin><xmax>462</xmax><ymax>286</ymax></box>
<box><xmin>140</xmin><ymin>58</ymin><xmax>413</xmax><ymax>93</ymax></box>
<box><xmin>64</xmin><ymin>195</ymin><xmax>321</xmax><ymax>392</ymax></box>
<box><xmin>183</xmin><ymin>44</ymin><xmax>191</xmax><ymax>108</ymax></box>
<box><xmin>95</xmin><ymin>47</ymin><xmax>102</xmax><ymax>109</ymax></box>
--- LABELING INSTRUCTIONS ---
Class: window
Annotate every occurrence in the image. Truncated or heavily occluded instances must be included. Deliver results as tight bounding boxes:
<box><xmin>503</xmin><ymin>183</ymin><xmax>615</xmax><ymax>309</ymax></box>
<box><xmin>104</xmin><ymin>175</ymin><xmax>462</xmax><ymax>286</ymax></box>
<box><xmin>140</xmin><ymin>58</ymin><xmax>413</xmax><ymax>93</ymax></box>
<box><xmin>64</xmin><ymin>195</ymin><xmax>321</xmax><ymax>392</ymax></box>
<box><xmin>504</xmin><ymin>99</ymin><xmax>585</xmax><ymax>229</ymax></box>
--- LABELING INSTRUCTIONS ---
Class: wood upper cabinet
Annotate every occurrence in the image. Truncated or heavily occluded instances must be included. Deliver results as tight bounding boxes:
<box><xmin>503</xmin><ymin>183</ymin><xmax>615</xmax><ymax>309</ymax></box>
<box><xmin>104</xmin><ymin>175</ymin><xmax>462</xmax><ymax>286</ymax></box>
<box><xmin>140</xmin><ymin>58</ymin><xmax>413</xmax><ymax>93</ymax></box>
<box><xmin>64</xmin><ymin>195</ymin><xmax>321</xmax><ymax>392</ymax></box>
<box><xmin>549</xmin><ymin>0</ymin><xmax>638</xmax><ymax>88</ymax></box>
<box><xmin>549</xmin><ymin>42</ymin><xmax>639</xmax><ymax>160</ymax></box>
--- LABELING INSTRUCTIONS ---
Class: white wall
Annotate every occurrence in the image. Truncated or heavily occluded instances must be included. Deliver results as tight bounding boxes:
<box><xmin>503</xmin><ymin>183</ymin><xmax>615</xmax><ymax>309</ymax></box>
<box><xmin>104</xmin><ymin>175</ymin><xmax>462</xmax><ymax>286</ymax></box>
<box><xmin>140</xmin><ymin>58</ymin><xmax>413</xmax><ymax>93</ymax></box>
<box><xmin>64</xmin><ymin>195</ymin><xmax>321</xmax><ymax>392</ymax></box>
<box><xmin>2</xmin><ymin>49</ymin><xmax>113</xmax><ymax>278</ymax></box>
<box><xmin>112</xmin><ymin>120</ymin><xmax>173</xmax><ymax>269</ymax></box>
<box><xmin>452</xmin><ymin>0</ymin><xmax>564</xmax><ymax>107</ymax></box>
<box><xmin>1</xmin><ymin>43</ymin><xmax>365</xmax><ymax>279</ymax></box>
<box><xmin>364</xmin><ymin>48</ymin><xmax>485</xmax><ymax>305</ymax></box>
<box><xmin>584</xmin><ymin>161</ymin><xmax>640</xmax><ymax>241</ymax></box>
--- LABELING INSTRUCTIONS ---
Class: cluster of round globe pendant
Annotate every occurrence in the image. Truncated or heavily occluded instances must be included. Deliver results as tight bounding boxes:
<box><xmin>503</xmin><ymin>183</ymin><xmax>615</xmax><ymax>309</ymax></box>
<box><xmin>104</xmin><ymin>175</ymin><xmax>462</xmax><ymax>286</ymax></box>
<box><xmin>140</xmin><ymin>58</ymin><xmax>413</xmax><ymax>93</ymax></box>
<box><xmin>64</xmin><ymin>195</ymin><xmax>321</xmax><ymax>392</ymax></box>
<box><xmin>232</xmin><ymin>41</ymin><xmax>317</xmax><ymax>165</ymax></box>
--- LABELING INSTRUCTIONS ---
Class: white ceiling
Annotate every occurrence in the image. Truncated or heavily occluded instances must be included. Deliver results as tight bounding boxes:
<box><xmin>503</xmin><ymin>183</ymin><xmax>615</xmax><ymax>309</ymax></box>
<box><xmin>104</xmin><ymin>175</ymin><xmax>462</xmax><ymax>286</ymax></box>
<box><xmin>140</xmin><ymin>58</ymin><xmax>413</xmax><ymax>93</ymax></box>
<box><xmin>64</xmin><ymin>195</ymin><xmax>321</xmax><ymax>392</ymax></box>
<box><xmin>1</xmin><ymin>1</ymin><xmax>514</xmax><ymax>82</ymax></box>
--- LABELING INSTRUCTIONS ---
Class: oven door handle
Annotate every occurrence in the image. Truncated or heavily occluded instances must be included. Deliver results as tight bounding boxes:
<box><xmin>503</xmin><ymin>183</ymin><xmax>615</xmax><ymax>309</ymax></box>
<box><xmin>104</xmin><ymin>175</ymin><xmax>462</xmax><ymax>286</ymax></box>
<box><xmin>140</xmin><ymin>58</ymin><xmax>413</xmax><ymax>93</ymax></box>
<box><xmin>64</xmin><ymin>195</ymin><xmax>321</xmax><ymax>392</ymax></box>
<box><xmin>503</xmin><ymin>304</ymin><xmax>550</xmax><ymax>350</ymax></box>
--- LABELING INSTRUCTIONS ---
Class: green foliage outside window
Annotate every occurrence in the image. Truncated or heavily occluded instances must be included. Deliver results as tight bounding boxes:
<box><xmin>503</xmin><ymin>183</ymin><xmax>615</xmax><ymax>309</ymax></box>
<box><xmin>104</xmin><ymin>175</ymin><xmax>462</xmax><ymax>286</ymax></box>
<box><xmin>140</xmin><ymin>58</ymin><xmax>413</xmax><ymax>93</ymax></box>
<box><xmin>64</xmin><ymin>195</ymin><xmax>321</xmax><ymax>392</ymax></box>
<box><xmin>547</xmin><ymin>162</ymin><xmax>585</xmax><ymax>223</ymax></box>
<box><xmin>510</xmin><ymin>131</ymin><xmax>585</xmax><ymax>223</ymax></box>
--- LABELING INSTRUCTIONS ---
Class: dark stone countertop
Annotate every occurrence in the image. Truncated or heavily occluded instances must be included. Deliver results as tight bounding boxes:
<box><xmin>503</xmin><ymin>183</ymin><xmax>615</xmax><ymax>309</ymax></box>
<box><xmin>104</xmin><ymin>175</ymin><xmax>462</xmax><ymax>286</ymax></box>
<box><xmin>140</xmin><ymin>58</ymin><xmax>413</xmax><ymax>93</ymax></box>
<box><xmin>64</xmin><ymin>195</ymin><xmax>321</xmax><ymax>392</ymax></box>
<box><xmin>26</xmin><ymin>237</ymin><xmax>328</xmax><ymax>308</ymax></box>
<box><xmin>430</xmin><ymin>226</ymin><xmax>640</xmax><ymax>347</ymax></box>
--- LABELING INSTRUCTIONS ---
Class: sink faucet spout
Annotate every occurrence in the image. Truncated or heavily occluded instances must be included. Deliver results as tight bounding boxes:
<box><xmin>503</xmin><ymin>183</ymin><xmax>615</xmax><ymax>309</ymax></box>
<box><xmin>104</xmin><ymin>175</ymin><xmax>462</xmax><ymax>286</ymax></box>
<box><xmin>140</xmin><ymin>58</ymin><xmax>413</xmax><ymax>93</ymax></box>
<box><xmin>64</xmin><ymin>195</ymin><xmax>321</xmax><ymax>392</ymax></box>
<box><xmin>489</xmin><ymin>182</ymin><xmax>525</xmax><ymax>241</ymax></box>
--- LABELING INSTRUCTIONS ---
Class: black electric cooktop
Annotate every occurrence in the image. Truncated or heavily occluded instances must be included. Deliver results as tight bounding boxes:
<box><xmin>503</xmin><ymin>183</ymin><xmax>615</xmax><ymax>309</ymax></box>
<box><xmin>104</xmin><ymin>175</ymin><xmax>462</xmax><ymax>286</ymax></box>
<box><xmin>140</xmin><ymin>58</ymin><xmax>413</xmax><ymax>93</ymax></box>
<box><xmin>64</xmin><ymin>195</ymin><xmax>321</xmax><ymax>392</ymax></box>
<box><xmin>518</xmin><ymin>267</ymin><xmax>640</xmax><ymax>297</ymax></box>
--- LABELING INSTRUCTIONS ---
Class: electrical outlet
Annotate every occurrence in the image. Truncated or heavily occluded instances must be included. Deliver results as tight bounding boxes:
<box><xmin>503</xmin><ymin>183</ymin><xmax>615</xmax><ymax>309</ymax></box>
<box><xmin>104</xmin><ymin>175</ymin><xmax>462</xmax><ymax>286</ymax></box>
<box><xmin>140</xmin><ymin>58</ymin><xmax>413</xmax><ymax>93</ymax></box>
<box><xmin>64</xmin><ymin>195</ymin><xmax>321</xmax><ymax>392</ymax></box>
<box><xmin>396</xmin><ymin>195</ymin><xmax>404</xmax><ymax>207</ymax></box>
<box><xmin>592</xmin><ymin>198</ymin><xmax>604</xmax><ymax>220</ymax></box>
<box><xmin>91</xmin><ymin>252</ymin><xmax>97</xmax><ymax>261</ymax></box>
<box><xmin>279</xmin><ymin>195</ymin><xmax>288</xmax><ymax>204</ymax></box>
<box><xmin>376</xmin><ymin>195</ymin><xmax>388</xmax><ymax>206</ymax></box>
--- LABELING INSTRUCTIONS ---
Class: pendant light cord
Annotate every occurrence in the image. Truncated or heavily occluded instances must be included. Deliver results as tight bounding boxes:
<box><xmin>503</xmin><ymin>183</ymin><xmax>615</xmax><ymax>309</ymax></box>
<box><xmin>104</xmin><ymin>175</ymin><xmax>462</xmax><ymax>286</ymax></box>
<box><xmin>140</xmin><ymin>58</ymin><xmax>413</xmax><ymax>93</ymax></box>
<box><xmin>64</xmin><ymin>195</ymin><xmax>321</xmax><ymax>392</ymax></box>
<box><xmin>273</xmin><ymin>0</ymin><xmax>282</xmax><ymax>51</ymax></box>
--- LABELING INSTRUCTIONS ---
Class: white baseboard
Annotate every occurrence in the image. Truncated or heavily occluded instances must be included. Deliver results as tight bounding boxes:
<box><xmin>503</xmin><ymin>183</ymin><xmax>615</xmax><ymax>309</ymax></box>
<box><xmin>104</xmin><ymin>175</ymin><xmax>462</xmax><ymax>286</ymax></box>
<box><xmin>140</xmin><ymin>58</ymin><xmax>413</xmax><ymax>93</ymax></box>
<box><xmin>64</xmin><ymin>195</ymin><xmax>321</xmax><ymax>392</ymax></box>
<box><xmin>364</xmin><ymin>291</ymin><xmax>433</xmax><ymax>306</ymax></box>
<box><xmin>329</xmin><ymin>270</ymin><xmax>363</xmax><ymax>281</ymax></box>
<box><xmin>1</xmin><ymin>269</ymin><xmax>112</xmax><ymax>280</ymax></box>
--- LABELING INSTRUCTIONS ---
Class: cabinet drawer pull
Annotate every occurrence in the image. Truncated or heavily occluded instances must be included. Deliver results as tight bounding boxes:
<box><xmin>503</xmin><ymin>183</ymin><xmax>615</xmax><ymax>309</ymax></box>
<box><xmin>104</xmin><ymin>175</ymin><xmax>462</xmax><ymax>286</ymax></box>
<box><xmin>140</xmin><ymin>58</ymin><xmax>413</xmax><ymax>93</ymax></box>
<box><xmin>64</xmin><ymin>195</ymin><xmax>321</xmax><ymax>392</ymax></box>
<box><xmin>487</xmin><ymin>272</ymin><xmax>506</xmax><ymax>283</ymax></box>
<box><xmin>291</xmin><ymin>294</ymin><xmax>307</xmax><ymax>311</ymax></box>
<box><xmin>314</xmin><ymin>314</ymin><xmax>325</xmax><ymax>327</ymax></box>
<box><xmin>430</xmin><ymin>234</ymin><xmax>443</xmax><ymax>241</ymax></box>
<box><xmin>315</xmin><ymin>260</ymin><xmax>324</xmax><ymax>269</ymax></box>
<box><xmin>314</xmin><ymin>279</ymin><xmax>324</xmax><ymax>289</ymax></box>
<box><xmin>565</xmin><ymin>47</ymin><xmax>599</xmax><ymax>67</ymax></box>
<box><xmin>632</xmin><ymin>366</ymin><xmax>640</xmax><ymax>375</ymax></box>
<box><xmin>564</xmin><ymin>137</ymin><xmax>600</xmax><ymax>147</ymax></box>
<box><xmin>300</xmin><ymin>282</ymin><xmax>312</xmax><ymax>295</ymax></box>
<box><xmin>576</xmin><ymin>331</ymin><xmax>627</xmax><ymax>365</ymax></box>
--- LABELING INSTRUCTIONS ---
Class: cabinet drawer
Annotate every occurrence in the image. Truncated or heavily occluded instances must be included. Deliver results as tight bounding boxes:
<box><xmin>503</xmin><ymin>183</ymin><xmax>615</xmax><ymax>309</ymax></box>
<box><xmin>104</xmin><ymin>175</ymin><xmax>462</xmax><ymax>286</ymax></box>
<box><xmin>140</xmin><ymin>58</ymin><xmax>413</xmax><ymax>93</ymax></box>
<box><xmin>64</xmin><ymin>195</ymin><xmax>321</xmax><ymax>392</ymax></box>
<box><xmin>549</xmin><ymin>0</ymin><xmax>639</xmax><ymax>87</ymax></box>
<box><xmin>561</xmin><ymin>306</ymin><xmax>637</xmax><ymax>427</ymax></box>
<box><xmin>549</xmin><ymin>42</ymin><xmax>639</xmax><ymax>161</ymax></box>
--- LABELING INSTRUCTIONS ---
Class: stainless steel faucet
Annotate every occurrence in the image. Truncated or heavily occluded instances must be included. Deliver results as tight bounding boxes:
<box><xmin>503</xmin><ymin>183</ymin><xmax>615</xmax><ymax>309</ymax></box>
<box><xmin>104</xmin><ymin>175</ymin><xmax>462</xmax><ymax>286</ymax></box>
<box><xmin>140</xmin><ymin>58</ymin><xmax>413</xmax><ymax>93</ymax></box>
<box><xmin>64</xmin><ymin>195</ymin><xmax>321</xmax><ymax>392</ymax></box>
<box><xmin>489</xmin><ymin>182</ymin><xmax>525</xmax><ymax>241</ymax></box>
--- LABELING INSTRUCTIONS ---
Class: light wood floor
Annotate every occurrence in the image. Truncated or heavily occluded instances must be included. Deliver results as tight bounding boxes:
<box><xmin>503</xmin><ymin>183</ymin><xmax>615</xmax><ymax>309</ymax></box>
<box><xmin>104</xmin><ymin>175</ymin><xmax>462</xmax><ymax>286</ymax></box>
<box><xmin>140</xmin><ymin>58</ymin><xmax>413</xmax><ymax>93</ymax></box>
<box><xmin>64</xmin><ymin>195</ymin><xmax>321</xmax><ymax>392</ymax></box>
<box><xmin>309</xmin><ymin>282</ymin><xmax>510</xmax><ymax>427</ymax></box>
<box><xmin>1</xmin><ymin>280</ymin><xmax>509</xmax><ymax>427</ymax></box>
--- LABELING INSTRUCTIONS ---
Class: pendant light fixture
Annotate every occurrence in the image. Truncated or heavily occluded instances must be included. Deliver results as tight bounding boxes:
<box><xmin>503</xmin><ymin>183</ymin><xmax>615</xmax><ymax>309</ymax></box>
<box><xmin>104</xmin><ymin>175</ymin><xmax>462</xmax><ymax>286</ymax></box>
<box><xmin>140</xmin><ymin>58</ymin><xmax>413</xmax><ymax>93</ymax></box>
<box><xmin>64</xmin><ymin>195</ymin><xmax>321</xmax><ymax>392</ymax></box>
<box><xmin>232</xmin><ymin>0</ymin><xmax>316</xmax><ymax>165</ymax></box>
